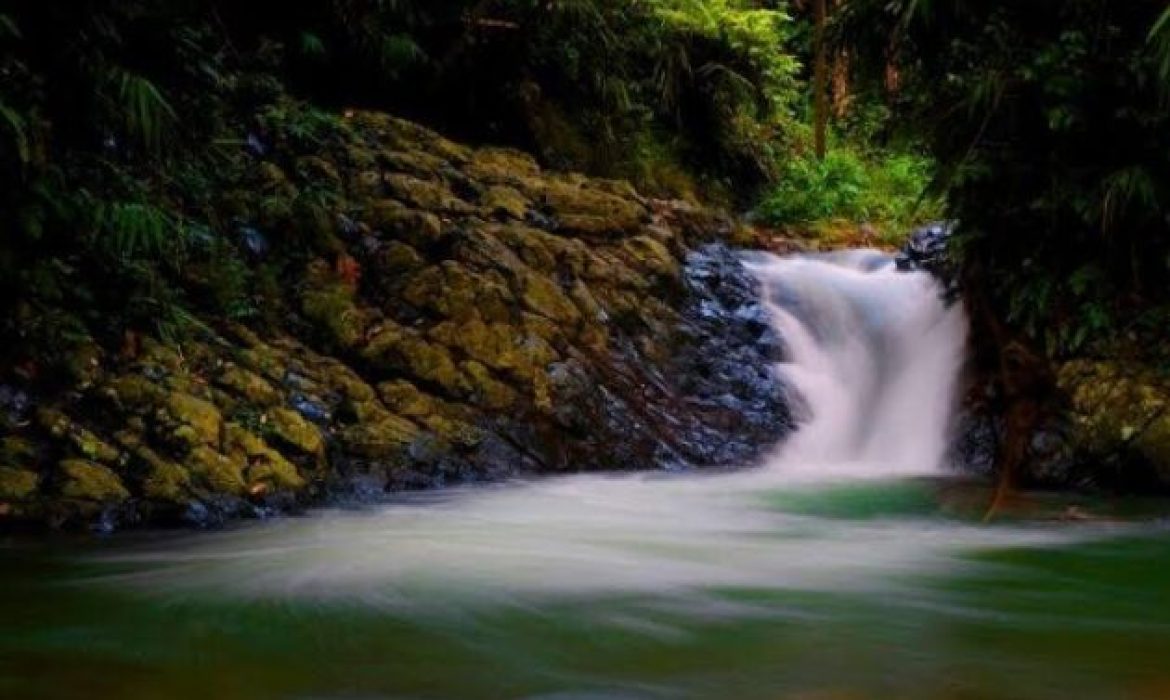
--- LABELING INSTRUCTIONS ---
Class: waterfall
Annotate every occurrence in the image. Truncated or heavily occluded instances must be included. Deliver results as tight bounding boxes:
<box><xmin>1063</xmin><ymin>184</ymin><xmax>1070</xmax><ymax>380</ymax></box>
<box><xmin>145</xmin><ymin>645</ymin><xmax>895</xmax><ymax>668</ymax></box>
<box><xmin>748</xmin><ymin>249</ymin><xmax>968</xmax><ymax>478</ymax></box>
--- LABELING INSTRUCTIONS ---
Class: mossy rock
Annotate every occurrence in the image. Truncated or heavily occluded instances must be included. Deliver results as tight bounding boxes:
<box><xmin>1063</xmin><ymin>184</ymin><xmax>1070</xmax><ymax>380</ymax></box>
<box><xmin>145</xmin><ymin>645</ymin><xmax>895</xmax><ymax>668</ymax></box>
<box><xmin>491</xmin><ymin>224</ymin><xmax>566</xmax><ymax>272</ymax></box>
<box><xmin>620</xmin><ymin>234</ymin><xmax>682</xmax><ymax>287</ymax></box>
<box><xmin>217</xmin><ymin>365</ymin><xmax>281</xmax><ymax>406</ymax></box>
<box><xmin>374</xmin><ymin>115</ymin><xmax>473</xmax><ymax>164</ymax></box>
<box><xmin>327</xmin><ymin>370</ymin><xmax>378</xmax><ymax>404</ymax></box>
<box><xmin>64</xmin><ymin>340</ymin><xmax>104</xmax><ymax>390</ymax></box>
<box><xmin>0</xmin><ymin>437</ymin><xmax>38</xmax><ymax>466</ymax></box>
<box><xmin>58</xmin><ymin>460</ymin><xmax>130</xmax><ymax>503</ymax></box>
<box><xmin>421</xmin><ymin>415</ymin><xmax>484</xmax><ymax>449</ymax></box>
<box><xmin>0</xmin><ymin>466</ymin><xmax>39</xmax><ymax>502</ymax></box>
<box><xmin>366</xmin><ymin>201</ymin><xmax>444</xmax><ymax>249</ymax></box>
<box><xmin>37</xmin><ymin>408</ymin><xmax>121</xmax><ymax>465</ymax></box>
<box><xmin>568</xmin><ymin>280</ymin><xmax>607</xmax><ymax>325</ymax></box>
<box><xmin>245</xmin><ymin>454</ymin><xmax>306</xmax><ymax>492</ymax></box>
<box><xmin>381</xmin><ymin>149</ymin><xmax>448</xmax><ymax>179</ymax></box>
<box><xmin>377</xmin><ymin>380</ymin><xmax>440</xmax><ymax>418</ymax></box>
<box><xmin>104</xmin><ymin>376</ymin><xmax>167</xmax><ymax>409</ymax></box>
<box><xmin>466</xmin><ymin>147</ymin><xmax>542</xmax><ymax>182</ymax></box>
<box><xmin>223</xmin><ymin>423</ymin><xmax>305</xmax><ymax>492</ymax></box>
<box><xmin>383</xmin><ymin>174</ymin><xmax>472</xmax><ymax>214</ymax></box>
<box><xmin>165</xmin><ymin>393</ymin><xmax>224</xmax><ymax>448</ymax></box>
<box><xmin>1059</xmin><ymin>360</ymin><xmax>1170</xmax><ymax>479</ymax></box>
<box><xmin>296</xmin><ymin>155</ymin><xmax>342</xmax><ymax>188</ymax></box>
<box><xmin>526</xmin><ymin>178</ymin><xmax>647</xmax><ymax>237</ymax></box>
<box><xmin>188</xmin><ymin>445</ymin><xmax>247</xmax><ymax>496</ymax></box>
<box><xmin>374</xmin><ymin>241</ymin><xmax>426</xmax><ymax>275</ymax></box>
<box><xmin>137</xmin><ymin>448</ymin><xmax>193</xmax><ymax>504</ymax></box>
<box><xmin>518</xmin><ymin>271</ymin><xmax>581</xmax><ymax>324</ymax></box>
<box><xmin>428</xmin><ymin>314</ymin><xmax>556</xmax><ymax>383</ymax></box>
<box><xmin>302</xmin><ymin>261</ymin><xmax>372</xmax><ymax>349</ymax></box>
<box><xmin>268</xmin><ymin>407</ymin><xmax>325</xmax><ymax>457</ymax></box>
<box><xmin>462</xmin><ymin>361</ymin><xmax>519</xmax><ymax>411</ymax></box>
<box><xmin>427</xmin><ymin>315</ymin><xmax>516</xmax><ymax>370</ymax></box>
<box><xmin>480</xmin><ymin>185</ymin><xmax>530</xmax><ymax>220</ymax></box>
<box><xmin>402</xmin><ymin>262</ymin><xmax>514</xmax><ymax>323</ymax></box>
<box><xmin>339</xmin><ymin>416</ymin><xmax>421</xmax><ymax>459</ymax></box>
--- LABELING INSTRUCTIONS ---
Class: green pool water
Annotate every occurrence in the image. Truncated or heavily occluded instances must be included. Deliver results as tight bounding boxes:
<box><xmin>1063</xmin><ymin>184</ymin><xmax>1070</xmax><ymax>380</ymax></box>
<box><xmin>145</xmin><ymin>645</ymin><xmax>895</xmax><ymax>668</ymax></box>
<box><xmin>2</xmin><ymin>476</ymin><xmax>1169</xmax><ymax>700</ymax></box>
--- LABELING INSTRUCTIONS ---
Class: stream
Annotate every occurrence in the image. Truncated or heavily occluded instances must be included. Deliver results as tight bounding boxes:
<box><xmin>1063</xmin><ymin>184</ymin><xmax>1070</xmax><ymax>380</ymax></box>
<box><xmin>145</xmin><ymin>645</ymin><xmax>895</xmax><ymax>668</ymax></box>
<box><xmin>3</xmin><ymin>250</ymin><xmax>1169</xmax><ymax>699</ymax></box>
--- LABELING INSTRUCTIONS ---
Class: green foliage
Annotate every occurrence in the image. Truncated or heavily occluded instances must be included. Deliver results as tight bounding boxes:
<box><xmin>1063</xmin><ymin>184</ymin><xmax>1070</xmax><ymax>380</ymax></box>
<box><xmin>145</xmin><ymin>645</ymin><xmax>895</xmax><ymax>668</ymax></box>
<box><xmin>91</xmin><ymin>200</ymin><xmax>178</xmax><ymax>259</ymax></box>
<box><xmin>756</xmin><ymin>147</ymin><xmax>939</xmax><ymax>241</ymax></box>
<box><xmin>839</xmin><ymin>0</ymin><xmax>1170</xmax><ymax>359</ymax></box>
<box><xmin>0</xmin><ymin>101</ymin><xmax>30</xmax><ymax>166</ymax></box>
<box><xmin>110</xmin><ymin>69</ymin><xmax>177</xmax><ymax>152</ymax></box>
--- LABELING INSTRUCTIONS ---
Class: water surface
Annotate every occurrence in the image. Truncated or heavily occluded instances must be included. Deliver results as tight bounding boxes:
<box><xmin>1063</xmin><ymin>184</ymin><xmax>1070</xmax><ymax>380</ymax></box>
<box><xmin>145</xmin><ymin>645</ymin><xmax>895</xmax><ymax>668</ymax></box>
<box><xmin>3</xmin><ymin>475</ymin><xmax>1169</xmax><ymax>700</ymax></box>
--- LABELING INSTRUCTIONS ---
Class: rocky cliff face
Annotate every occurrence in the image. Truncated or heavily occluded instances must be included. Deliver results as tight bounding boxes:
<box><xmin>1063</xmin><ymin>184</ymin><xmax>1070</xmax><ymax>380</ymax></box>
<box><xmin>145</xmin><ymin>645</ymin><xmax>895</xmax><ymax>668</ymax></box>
<box><xmin>0</xmin><ymin>111</ymin><xmax>790</xmax><ymax>530</ymax></box>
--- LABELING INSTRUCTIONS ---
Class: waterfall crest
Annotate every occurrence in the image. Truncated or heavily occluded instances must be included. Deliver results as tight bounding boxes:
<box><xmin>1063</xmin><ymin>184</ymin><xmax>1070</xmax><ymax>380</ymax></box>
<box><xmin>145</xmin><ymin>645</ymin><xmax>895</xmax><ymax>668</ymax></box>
<box><xmin>748</xmin><ymin>250</ymin><xmax>968</xmax><ymax>478</ymax></box>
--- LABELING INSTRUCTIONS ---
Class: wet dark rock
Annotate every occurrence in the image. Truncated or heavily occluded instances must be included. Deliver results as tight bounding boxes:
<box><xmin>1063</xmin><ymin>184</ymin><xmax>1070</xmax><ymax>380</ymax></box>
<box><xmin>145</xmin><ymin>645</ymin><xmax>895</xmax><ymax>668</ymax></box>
<box><xmin>289</xmin><ymin>394</ymin><xmax>331</xmax><ymax>426</ymax></box>
<box><xmin>896</xmin><ymin>221</ymin><xmax>960</xmax><ymax>301</ymax></box>
<box><xmin>337</xmin><ymin>214</ymin><xmax>360</xmax><ymax>238</ymax></box>
<box><xmin>238</xmin><ymin>225</ymin><xmax>270</xmax><ymax>259</ymax></box>
<box><xmin>0</xmin><ymin>385</ymin><xmax>31</xmax><ymax>427</ymax></box>
<box><xmin>245</xmin><ymin>133</ymin><xmax>267</xmax><ymax>157</ymax></box>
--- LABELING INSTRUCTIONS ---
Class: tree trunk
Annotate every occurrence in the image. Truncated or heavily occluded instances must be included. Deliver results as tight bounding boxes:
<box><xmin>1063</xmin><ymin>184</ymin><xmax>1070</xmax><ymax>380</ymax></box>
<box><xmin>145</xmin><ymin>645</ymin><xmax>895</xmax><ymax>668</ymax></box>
<box><xmin>812</xmin><ymin>0</ymin><xmax>828</xmax><ymax>160</ymax></box>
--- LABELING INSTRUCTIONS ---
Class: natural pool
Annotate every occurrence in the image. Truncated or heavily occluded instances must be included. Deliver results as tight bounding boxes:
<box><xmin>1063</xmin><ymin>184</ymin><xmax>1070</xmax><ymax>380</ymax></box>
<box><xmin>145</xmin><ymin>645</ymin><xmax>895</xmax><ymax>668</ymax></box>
<box><xmin>3</xmin><ymin>474</ymin><xmax>1169</xmax><ymax>700</ymax></box>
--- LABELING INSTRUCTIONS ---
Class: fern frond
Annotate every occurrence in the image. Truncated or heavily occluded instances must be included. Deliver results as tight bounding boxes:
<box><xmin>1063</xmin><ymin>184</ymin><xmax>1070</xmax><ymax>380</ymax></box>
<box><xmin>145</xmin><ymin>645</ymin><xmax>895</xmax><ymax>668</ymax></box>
<box><xmin>113</xmin><ymin>69</ymin><xmax>178</xmax><ymax>151</ymax></box>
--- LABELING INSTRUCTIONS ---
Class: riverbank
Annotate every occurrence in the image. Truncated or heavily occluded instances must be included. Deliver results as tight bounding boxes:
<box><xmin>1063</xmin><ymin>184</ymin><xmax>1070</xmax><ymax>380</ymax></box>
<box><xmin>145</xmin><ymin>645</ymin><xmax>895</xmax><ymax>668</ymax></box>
<box><xmin>0</xmin><ymin>104</ymin><xmax>793</xmax><ymax>531</ymax></box>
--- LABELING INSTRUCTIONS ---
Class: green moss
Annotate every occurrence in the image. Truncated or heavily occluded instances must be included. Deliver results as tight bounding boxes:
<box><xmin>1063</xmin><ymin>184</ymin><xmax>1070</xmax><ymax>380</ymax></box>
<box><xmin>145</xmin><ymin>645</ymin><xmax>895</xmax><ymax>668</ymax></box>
<box><xmin>105</xmin><ymin>376</ymin><xmax>166</xmax><ymax>409</ymax></box>
<box><xmin>377</xmin><ymin>380</ymin><xmax>439</xmax><ymax>418</ymax></box>
<box><xmin>519</xmin><ymin>271</ymin><xmax>581</xmax><ymax>324</ymax></box>
<box><xmin>428</xmin><ymin>315</ymin><xmax>515</xmax><ymax>370</ymax></box>
<box><xmin>364</xmin><ymin>322</ymin><xmax>469</xmax><ymax>395</ymax></box>
<box><xmin>37</xmin><ymin>408</ymin><xmax>121</xmax><ymax>464</ymax></box>
<box><xmin>466</xmin><ymin>147</ymin><xmax>542</xmax><ymax>182</ymax></box>
<box><xmin>0</xmin><ymin>466</ymin><xmax>40</xmax><ymax>502</ymax></box>
<box><xmin>165</xmin><ymin>392</ymin><xmax>224</xmax><ymax>447</ymax></box>
<box><xmin>366</xmin><ymin>200</ymin><xmax>444</xmax><ymax>249</ymax></box>
<box><xmin>216</xmin><ymin>365</ymin><xmax>281</xmax><ymax>406</ymax></box>
<box><xmin>462</xmin><ymin>361</ymin><xmax>518</xmax><ymax>411</ymax></box>
<box><xmin>480</xmin><ymin>185</ymin><xmax>530</xmax><ymax>220</ymax></box>
<box><xmin>268</xmin><ymin>407</ymin><xmax>324</xmax><ymax>457</ymax></box>
<box><xmin>187</xmin><ymin>445</ymin><xmax>247</xmax><ymax>496</ymax></box>
<box><xmin>302</xmin><ymin>265</ymin><xmax>370</xmax><ymax>350</ymax></box>
<box><xmin>375</xmin><ymin>241</ymin><xmax>425</xmax><ymax>275</ymax></box>
<box><xmin>137</xmin><ymin>448</ymin><xmax>192</xmax><ymax>503</ymax></box>
<box><xmin>0</xmin><ymin>437</ymin><xmax>38</xmax><ymax>466</ymax></box>
<box><xmin>340</xmin><ymin>417</ymin><xmax>421</xmax><ymax>459</ymax></box>
<box><xmin>1059</xmin><ymin>360</ymin><xmax>1170</xmax><ymax>478</ymax></box>
<box><xmin>422</xmin><ymin>415</ymin><xmax>484</xmax><ymax>448</ymax></box>
<box><xmin>63</xmin><ymin>340</ymin><xmax>104</xmax><ymax>390</ymax></box>
<box><xmin>223</xmin><ymin>423</ymin><xmax>305</xmax><ymax>491</ymax></box>
<box><xmin>383</xmin><ymin>173</ymin><xmax>472</xmax><ymax>213</ymax></box>
<box><xmin>58</xmin><ymin>459</ymin><xmax>130</xmax><ymax>503</ymax></box>
<box><xmin>527</xmin><ymin>178</ymin><xmax>646</xmax><ymax>237</ymax></box>
<box><xmin>619</xmin><ymin>235</ymin><xmax>681</xmax><ymax>286</ymax></box>
<box><xmin>382</xmin><ymin>149</ymin><xmax>448</xmax><ymax>178</ymax></box>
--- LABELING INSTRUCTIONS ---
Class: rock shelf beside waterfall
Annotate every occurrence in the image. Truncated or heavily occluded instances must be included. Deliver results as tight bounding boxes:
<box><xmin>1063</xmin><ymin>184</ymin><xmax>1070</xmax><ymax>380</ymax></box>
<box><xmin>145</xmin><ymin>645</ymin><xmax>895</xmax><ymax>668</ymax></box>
<box><xmin>0</xmin><ymin>111</ymin><xmax>791</xmax><ymax>530</ymax></box>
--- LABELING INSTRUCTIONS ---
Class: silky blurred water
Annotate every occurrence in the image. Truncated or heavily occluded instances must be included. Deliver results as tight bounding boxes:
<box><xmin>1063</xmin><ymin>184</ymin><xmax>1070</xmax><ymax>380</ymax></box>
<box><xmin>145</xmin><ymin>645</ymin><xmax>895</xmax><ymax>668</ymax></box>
<box><xmin>3</xmin><ymin>476</ymin><xmax>1170</xmax><ymax>700</ymax></box>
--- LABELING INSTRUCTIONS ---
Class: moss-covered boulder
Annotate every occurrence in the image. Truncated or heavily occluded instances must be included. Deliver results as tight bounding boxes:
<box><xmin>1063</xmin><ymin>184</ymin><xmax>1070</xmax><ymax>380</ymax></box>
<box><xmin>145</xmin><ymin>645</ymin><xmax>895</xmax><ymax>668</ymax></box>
<box><xmin>1056</xmin><ymin>360</ymin><xmax>1170</xmax><ymax>486</ymax></box>
<box><xmin>0</xmin><ymin>467</ymin><xmax>39</xmax><ymax>502</ymax></box>
<box><xmin>164</xmin><ymin>393</ymin><xmax>224</xmax><ymax>448</ymax></box>
<box><xmin>58</xmin><ymin>460</ymin><xmax>130</xmax><ymax>504</ymax></box>
<box><xmin>217</xmin><ymin>366</ymin><xmax>281</xmax><ymax>406</ymax></box>
<box><xmin>268</xmin><ymin>407</ymin><xmax>324</xmax><ymax>458</ymax></box>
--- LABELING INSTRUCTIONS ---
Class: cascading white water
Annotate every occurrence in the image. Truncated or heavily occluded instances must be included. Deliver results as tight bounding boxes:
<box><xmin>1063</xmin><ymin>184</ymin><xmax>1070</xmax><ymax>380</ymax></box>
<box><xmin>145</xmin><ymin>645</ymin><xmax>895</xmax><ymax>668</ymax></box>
<box><xmin>748</xmin><ymin>249</ymin><xmax>968</xmax><ymax>478</ymax></box>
